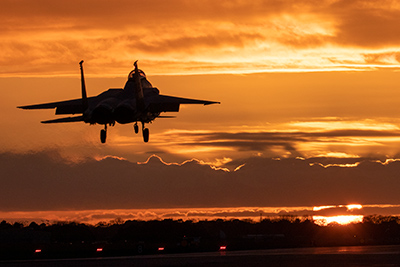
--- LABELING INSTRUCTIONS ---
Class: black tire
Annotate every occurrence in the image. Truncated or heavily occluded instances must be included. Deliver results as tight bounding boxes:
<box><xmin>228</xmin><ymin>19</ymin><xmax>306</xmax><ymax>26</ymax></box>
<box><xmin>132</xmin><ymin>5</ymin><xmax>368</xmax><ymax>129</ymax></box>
<box><xmin>100</xmin><ymin>129</ymin><xmax>107</xmax><ymax>143</ymax></box>
<box><xmin>143</xmin><ymin>128</ymin><xmax>149</xmax><ymax>143</ymax></box>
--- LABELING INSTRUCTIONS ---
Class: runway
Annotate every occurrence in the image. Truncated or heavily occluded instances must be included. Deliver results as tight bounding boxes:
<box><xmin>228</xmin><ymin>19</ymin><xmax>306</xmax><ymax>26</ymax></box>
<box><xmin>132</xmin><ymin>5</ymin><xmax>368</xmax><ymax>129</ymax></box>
<box><xmin>2</xmin><ymin>245</ymin><xmax>400</xmax><ymax>267</ymax></box>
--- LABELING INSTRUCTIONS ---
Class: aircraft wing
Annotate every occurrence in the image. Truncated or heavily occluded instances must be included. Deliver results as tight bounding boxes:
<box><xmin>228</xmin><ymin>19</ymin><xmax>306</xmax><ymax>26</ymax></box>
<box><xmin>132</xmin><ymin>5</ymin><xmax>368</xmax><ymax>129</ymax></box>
<box><xmin>147</xmin><ymin>94</ymin><xmax>220</xmax><ymax>113</ymax></box>
<box><xmin>41</xmin><ymin>116</ymin><xmax>84</xmax><ymax>124</ymax></box>
<box><xmin>154</xmin><ymin>95</ymin><xmax>220</xmax><ymax>105</ymax></box>
<box><xmin>18</xmin><ymin>97</ymin><xmax>95</xmax><ymax>115</ymax></box>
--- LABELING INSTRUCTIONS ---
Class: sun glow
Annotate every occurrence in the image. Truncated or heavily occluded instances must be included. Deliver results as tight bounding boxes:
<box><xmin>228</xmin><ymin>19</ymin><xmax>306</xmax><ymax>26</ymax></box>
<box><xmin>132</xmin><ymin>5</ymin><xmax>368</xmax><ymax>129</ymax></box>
<box><xmin>312</xmin><ymin>204</ymin><xmax>363</xmax><ymax>225</ymax></box>
<box><xmin>313</xmin><ymin>215</ymin><xmax>364</xmax><ymax>226</ymax></box>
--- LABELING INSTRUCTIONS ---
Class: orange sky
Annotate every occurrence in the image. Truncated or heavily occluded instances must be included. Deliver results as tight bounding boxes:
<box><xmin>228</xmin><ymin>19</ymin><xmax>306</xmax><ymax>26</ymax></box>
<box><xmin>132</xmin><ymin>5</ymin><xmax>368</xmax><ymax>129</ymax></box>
<box><xmin>2</xmin><ymin>0</ymin><xmax>400</xmax><ymax>76</ymax></box>
<box><xmin>2</xmin><ymin>0</ymin><xmax>400</xmax><ymax>220</ymax></box>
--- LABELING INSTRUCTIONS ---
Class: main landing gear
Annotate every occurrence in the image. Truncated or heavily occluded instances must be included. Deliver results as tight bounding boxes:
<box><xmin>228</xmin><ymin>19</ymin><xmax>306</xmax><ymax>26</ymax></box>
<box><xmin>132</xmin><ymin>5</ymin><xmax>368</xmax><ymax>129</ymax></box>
<box><xmin>100</xmin><ymin>122</ymin><xmax>149</xmax><ymax>143</ymax></box>
<box><xmin>143</xmin><ymin>127</ymin><xmax>149</xmax><ymax>143</ymax></box>
<box><xmin>134</xmin><ymin>122</ymin><xmax>149</xmax><ymax>143</ymax></box>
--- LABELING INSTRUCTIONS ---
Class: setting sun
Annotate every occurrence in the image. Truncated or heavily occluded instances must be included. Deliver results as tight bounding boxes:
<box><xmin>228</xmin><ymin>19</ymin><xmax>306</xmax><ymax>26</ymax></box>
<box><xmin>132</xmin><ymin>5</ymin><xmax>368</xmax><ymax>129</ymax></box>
<box><xmin>313</xmin><ymin>215</ymin><xmax>364</xmax><ymax>226</ymax></box>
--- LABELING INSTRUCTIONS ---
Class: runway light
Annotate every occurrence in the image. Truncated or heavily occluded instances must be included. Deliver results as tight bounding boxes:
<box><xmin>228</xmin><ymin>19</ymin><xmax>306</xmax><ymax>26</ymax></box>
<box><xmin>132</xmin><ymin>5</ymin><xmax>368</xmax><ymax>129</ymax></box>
<box><xmin>219</xmin><ymin>246</ymin><xmax>227</xmax><ymax>251</ymax></box>
<box><xmin>96</xmin><ymin>248</ymin><xmax>103</xmax><ymax>252</ymax></box>
<box><xmin>158</xmin><ymin>247</ymin><xmax>165</xmax><ymax>251</ymax></box>
<box><xmin>35</xmin><ymin>249</ymin><xmax>41</xmax><ymax>253</ymax></box>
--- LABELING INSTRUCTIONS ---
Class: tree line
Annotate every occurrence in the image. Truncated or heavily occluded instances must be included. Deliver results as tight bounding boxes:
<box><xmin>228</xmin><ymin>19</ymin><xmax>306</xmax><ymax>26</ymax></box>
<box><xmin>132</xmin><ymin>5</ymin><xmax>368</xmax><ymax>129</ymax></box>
<box><xmin>1</xmin><ymin>215</ymin><xmax>400</xmax><ymax>260</ymax></box>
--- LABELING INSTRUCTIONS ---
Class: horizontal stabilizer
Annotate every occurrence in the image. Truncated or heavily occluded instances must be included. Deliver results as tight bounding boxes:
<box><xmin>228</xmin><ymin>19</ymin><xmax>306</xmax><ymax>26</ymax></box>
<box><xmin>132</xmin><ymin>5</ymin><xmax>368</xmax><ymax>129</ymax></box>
<box><xmin>204</xmin><ymin>101</ymin><xmax>220</xmax><ymax>105</ymax></box>
<box><xmin>41</xmin><ymin>116</ymin><xmax>84</xmax><ymax>124</ymax></box>
<box><xmin>158</xmin><ymin>115</ymin><xmax>176</xmax><ymax>118</ymax></box>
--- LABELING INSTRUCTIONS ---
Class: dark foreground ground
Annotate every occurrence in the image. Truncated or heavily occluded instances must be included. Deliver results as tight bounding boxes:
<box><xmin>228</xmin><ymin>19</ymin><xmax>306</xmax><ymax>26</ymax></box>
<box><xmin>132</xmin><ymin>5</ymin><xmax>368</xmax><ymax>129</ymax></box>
<box><xmin>2</xmin><ymin>245</ymin><xmax>400</xmax><ymax>267</ymax></box>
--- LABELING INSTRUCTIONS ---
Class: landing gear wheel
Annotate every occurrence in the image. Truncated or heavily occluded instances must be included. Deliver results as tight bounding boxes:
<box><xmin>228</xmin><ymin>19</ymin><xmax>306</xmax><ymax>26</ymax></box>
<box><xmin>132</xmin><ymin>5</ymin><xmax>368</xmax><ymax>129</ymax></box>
<box><xmin>143</xmin><ymin>128</ymin><xmax>149</xmax><ymax>143</ymax></box>
<box><xmin>134</xmin><ymin>123</ymin><xmax>139</xmax><ymax>134</ymax></box>
<box><xmin>100</xmin><ymin>129</ymin><xmax>107</xmax><ymax>143</ymax></box>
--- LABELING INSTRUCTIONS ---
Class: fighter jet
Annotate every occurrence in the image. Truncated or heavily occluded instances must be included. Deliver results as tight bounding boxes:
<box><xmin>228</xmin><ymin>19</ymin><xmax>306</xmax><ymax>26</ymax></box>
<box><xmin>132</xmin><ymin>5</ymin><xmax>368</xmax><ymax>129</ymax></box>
<box><xmin>18</xmin><ymin>61</ymin><xmax>219</xmax><ymax>143</ymax></box>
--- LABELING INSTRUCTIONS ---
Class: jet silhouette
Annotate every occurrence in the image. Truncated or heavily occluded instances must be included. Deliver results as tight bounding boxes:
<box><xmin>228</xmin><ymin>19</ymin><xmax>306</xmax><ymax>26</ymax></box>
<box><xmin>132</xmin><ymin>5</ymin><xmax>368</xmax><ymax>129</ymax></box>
<box><xmin>18</xmin><ymin>61</ymin><xmax>219</xmax><ymax>143</ymax></box>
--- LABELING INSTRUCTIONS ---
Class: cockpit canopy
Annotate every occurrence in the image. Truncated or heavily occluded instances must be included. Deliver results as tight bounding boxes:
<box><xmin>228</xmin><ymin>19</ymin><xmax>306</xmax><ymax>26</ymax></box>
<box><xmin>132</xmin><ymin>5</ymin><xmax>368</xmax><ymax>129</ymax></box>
<box><xmin>128</xmin><ymin>69</ymin><xmax>146</xmax><ymax>79</ymax></box>
<box><xmin>127</xmin><ymin>69</ymin><xmax>153</xmax><ymax>88</ymax></box>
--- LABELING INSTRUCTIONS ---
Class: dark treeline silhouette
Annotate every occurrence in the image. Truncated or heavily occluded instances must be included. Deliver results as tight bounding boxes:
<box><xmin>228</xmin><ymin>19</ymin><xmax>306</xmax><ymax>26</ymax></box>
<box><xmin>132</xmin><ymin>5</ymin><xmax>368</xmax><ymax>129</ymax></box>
<box><xmin>1</xmin><ymin>215</ymin><xmax>400</xmax><ymax>260</ymax></box>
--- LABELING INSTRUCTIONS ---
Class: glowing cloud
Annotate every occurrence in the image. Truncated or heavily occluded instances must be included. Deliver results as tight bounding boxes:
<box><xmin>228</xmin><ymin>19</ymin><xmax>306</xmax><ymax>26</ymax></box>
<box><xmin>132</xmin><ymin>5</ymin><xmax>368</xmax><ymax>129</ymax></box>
<box><xmin>309</xmin><ymin>162</ymin><xmax>361</xmax><ymax>168</ymax></box>
<box><xmin>95</xmin><ymin>155</ymin><xmax>128</xmax><ymax>161</ymax></box>
<box><xmin>2</xmin><ymin>0</ymin><xmax>400</xmax><ymax>76</ymax></box>
<box><xmin>153</xmin><ymin>118</ymin><xmax>400</xmax><ymax>161</ymax></box>
<box><xmin>137</xmin><ymin>154</ymin><xmax>233</xmax><ymax>172</ymax></box>
<box><xmin>346</xmin><ymin>204</ymin><xmax>363</xmax><ymax>211</ymax></box>
<box><xmin>313</xmin><ymin>204</ymin><xmax>363</xmax><ymax>212</ymax></box>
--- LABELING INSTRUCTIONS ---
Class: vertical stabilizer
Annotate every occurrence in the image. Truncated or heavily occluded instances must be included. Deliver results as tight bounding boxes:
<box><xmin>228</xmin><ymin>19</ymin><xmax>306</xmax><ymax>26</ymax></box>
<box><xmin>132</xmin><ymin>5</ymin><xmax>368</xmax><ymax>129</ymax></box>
<box><xmin>79</xmin><ymin>60</ymin><xmax>88</xmax><ymax>111</ymax></box>
<box><xmin>134</xmin><ymin>61</ymin><xmax>145</xmax><ymax>112</ymax></box>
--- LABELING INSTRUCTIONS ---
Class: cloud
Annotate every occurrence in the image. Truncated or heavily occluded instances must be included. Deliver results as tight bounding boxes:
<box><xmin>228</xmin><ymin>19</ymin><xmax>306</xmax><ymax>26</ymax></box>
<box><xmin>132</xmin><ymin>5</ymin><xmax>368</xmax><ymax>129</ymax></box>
<box><xmin>1</xmin><ymin>150</ymin><xmax>400</xmax><ymax>213</ymax></box>
<box><xmin>155</xmin><ymin>125</ymin><xmax>400</xmax><ymax>159</ymax></box>
<box><xmin>331</xmin><ymin>0</ymin><xmax>400</xmax><ymax>48</ymax></box>
<box><xmin>363</xmin><ymin>51</ymin><xmax>400</xmax><ymax>65</ymax></box>
<box><xmin>3</xmin><ymin>0</ymin><xmax>400</xmax><ymax>76</ymax></box>
<box><xmin>0</xmin><ymin>0</ymin><xmax>301</xmax><ymax>29</ymax></box>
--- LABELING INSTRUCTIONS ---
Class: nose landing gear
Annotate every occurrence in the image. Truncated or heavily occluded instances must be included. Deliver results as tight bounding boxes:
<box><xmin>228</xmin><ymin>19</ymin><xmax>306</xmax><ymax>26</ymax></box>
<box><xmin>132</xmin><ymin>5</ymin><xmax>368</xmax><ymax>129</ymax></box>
<box><xmin>100</xmin><ymin>124</ymin><xmax>107</xmax><ymax>143</ymax></box>
<box><xmin>134</xmin><ymin>123</ymin><xmax>139</xmax><ymax>134</ymax></box>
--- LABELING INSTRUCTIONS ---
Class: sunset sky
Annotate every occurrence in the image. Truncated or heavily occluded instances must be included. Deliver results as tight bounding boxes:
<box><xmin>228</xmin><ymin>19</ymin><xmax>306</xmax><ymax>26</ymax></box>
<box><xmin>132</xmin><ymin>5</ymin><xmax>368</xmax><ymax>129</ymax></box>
<box><xmin>2</xmin><ymin>0</ymin><xmax>400</xmax><ymax>223</ymax></box>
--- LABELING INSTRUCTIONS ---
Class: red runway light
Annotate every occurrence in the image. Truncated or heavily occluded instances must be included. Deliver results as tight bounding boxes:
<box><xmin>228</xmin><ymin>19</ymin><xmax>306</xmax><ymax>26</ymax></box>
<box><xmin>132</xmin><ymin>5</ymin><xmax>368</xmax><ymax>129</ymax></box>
<box><xmin>96</xmin><ymin>248</ymin><xmax>103</xmax><ymax>252</ymax></box>
<box><xmin>158</xmin><ymin>247</ymin><xmax>165</xmax><ymax>251</ymax></box>
<box><xmin>35</xmin><ymin>249</ymin><xmax>41</xmax><ymax>253</ymax></box>
<box><xmin>219</xmin><ymin>246</ymin><xmax>227</xmax><ymax>251</ymax></box>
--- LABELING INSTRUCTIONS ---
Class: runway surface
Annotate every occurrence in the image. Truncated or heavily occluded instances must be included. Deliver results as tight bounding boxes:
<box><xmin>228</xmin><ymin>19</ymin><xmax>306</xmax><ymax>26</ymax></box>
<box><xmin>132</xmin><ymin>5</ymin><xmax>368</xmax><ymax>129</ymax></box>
<box><xmin>2</xmin><ymin>245</ymin><xmax>400</xmax><ymax>266</ymax></box>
